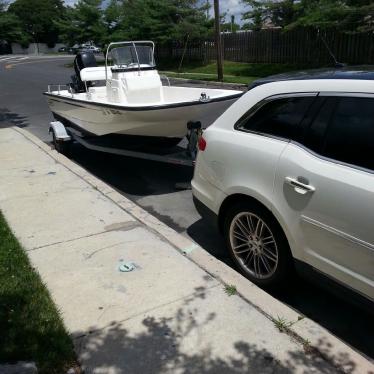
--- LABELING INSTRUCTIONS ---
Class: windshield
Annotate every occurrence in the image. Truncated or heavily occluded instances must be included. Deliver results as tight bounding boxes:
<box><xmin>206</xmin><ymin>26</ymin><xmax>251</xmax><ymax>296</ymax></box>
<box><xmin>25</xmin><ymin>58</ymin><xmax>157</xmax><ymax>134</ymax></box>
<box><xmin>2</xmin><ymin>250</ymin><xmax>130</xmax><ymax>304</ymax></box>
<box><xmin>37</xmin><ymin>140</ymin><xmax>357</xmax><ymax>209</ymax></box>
<box><xmin>110</xmin><ymin>44</ymin><xmax>155</xmax><ymax>68</ymax></box>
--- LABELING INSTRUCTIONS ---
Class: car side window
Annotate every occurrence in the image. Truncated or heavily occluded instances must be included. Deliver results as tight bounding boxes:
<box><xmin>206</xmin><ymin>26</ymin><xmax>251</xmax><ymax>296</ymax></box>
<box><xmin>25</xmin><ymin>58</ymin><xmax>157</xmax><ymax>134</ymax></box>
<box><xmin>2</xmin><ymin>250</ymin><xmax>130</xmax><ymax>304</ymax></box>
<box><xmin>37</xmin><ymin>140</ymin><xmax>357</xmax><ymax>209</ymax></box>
<box><xmin>322</xmin><ymin>97</ymin><xmax>374</xmax><ymax>171</ymax></box>
<box><xmin>237</xmin><ymin>96</ymin><xmax>315</xmax><ymax>141</ymax></box>
<box><xmin>303</xmin><ymin>97</ymin><xmax>337</xmax><ymax>154</ymax></box>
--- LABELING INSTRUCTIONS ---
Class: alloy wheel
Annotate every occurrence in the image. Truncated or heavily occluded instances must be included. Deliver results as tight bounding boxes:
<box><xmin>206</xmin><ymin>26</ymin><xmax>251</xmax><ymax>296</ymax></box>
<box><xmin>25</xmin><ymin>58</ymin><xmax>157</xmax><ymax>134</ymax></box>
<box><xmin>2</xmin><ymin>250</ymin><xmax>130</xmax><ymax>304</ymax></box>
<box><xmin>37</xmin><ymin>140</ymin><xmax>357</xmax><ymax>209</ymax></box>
<box><xmin>229</xmin><ymin>212</ymin><xmax>279</xmax><ymax>280</ymax></box>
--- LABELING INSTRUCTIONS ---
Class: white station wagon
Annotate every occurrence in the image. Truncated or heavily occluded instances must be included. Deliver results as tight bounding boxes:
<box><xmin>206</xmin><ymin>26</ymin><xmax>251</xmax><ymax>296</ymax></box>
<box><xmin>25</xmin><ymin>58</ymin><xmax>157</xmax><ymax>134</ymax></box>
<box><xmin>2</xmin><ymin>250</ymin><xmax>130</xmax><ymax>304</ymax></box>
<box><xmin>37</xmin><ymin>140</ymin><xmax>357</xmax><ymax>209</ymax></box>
<box><xmin>192</xmin><ymin>71</ymin><xmax>374</xmax><ymax>306</ymax></box>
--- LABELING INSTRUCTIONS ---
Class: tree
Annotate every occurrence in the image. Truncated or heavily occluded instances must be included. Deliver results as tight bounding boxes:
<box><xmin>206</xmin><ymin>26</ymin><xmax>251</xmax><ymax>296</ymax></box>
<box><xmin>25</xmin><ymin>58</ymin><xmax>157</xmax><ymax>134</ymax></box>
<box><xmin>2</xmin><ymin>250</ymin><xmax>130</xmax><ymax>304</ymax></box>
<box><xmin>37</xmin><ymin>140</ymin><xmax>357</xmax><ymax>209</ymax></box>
<box><xmin>0</xmin><ymin>1</ymin><xmax>28</xmax><ymax>45</ymax></box>
<box><xmin>242</xmin><ymin>6</ymin><xmax>263</xmax><ymax>31</ymax></box>
<box><xmin>108</xmin><ymin>0</ymin><xmax>211</xmax><ymax>44</ymax></box>
<box><xmin>242</xmin><ymin>0</ymin><xmax>299</xmax><ymax>30</ymax></box>
<box><xmin>241</xmin><ymin>0</ymin><xmax>374</xmax><ymax>33</ymax></box>
<box><xmin>58</xmin><ymin>0</ymin><xmax>106</xmax><ymax>45</ymax></box>
<box><xmin>0</xmin><ymin>12</ymin><xmax>27</xmax><ymax>44</ymax></box>
<box><xmin>103</xmin><ymin>0</ymin><xmax>124</xmax><ymax>43</ymax></box>
<box><xmin>288</xmin><ymin>0</ymin><xmax>374</xmax><ymax>33</ymax></box>
<box><xmin>8</xmin><ymin>0</ymin><xmax>65</xmax><ymax>46</ymax></box>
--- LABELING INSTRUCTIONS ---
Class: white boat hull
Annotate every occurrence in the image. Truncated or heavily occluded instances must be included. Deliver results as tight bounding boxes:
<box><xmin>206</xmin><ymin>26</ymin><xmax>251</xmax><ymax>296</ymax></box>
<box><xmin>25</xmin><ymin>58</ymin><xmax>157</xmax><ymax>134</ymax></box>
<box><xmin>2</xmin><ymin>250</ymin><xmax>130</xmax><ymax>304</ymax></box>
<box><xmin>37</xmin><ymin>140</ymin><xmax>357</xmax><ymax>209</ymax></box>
<box><xmin>45</xmin><ymin>88</ymin><xmax>242</xmax><ymax>138</ymax></box>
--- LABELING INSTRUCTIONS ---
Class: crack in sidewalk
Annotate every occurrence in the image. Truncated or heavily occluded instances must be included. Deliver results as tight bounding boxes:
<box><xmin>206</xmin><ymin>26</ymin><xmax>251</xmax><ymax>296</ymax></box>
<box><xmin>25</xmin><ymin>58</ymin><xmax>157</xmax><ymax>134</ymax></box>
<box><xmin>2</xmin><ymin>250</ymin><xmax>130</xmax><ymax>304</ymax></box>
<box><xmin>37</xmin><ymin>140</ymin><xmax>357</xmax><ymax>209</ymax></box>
<box><xmin>26</xmin><ymin>221</ymin><xmax>142</xmax><ymax>252</ymax></box>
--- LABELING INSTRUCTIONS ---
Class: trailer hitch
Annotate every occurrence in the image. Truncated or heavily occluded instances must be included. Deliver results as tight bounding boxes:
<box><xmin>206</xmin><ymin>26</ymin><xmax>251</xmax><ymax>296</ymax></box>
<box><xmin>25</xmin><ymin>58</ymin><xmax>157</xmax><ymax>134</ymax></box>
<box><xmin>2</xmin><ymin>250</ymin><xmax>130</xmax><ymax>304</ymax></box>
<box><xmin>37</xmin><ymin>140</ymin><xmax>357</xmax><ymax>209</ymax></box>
<box><xmin>186</xmin><ymin>121</ymin><xmax>202</xmax><ymax>160</ymax></box>
<box><xmin>174</xmin><ymin>121</ymin><xmax>202</xmax><ymax>191</ymax></box>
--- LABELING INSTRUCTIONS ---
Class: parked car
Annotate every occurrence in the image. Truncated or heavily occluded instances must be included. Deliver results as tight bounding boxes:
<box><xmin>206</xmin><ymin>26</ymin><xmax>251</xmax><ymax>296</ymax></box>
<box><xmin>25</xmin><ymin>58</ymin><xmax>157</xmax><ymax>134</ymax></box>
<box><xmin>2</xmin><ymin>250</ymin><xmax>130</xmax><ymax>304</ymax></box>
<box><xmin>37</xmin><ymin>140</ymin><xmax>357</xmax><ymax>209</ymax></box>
<box><xmin>192</xmin><ymin>69</ymin><xmax>374</xmax><ymax>307</ymax></box>
<box><xmin>59</xmin><ymin>46</ymin><xmax>78</xmax><ymax>54</ymax></box>
<box><xmin>81</xmin><ymin>45</ymin><xmax>101</xmax><ymax>54</ymax></box>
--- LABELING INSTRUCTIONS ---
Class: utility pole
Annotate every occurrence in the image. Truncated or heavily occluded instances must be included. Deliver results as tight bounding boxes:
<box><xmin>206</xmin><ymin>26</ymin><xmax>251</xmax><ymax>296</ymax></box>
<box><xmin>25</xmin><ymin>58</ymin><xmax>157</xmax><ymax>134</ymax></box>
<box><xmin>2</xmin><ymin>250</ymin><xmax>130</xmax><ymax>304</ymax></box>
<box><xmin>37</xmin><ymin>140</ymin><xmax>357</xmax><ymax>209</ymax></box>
<box><xmin>213</xmin><ymin>0</ymin><xmax>223</xmax><ymax>82</ymax></box>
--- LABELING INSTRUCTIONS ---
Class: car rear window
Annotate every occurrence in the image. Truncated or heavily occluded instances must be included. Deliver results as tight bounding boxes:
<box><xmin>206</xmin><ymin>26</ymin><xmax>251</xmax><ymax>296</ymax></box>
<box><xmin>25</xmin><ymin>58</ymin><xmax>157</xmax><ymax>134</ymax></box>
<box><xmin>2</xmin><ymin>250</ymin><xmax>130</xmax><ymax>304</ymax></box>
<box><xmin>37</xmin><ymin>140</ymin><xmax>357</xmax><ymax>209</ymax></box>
<box><xmin>236</xmin><ymin>96</ymin><xmax>315</xmax><ymax>142</ymax></box>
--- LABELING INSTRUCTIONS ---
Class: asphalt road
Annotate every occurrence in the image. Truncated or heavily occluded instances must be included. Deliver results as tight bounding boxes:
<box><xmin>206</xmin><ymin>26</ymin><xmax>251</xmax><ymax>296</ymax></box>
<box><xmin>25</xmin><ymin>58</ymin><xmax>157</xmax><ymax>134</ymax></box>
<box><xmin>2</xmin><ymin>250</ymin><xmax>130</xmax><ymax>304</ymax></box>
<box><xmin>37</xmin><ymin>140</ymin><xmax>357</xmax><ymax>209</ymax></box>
<box><xmin>1</xmin><ymin>55</ymin><xmax>373</xmax><ymax>360</ymax></box>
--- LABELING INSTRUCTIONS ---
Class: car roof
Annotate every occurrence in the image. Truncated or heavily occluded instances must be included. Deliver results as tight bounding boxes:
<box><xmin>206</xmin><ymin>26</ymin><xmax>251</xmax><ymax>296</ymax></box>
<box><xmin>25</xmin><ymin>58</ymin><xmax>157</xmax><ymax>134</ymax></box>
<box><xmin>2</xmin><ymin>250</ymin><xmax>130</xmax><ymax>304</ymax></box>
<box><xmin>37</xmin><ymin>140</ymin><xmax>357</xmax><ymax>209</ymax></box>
<box><xmin>208</xmin><ymin>78</ymin><xmax>374</xmax><ymax>132</ymax></box>
<box><xmin>249</xmin><ymin>65</ymin><xmax>374</xmax><ymax>89</ymax></box>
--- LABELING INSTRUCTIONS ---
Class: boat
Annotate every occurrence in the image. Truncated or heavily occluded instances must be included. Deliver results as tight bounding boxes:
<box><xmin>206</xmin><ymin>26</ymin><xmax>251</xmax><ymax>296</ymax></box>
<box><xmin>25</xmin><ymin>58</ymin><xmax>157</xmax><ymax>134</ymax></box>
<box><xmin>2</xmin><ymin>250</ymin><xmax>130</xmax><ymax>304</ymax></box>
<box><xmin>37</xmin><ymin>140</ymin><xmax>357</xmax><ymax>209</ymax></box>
<box><xmin>44</xmin><ymin>41</ymin><xmax>243</xmax><ymax>147</ymax></box>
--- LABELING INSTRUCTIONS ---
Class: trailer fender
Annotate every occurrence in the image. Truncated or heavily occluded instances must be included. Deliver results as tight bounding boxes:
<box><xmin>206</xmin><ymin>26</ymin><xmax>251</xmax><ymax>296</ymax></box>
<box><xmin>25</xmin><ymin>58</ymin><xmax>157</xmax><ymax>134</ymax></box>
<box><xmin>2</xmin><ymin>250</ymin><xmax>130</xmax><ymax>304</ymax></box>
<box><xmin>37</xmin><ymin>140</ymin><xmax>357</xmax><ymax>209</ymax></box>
<box><xmin>49</xmin><ymin>121</ymin><xmax>71</xmax><ymax>142</ymax></box>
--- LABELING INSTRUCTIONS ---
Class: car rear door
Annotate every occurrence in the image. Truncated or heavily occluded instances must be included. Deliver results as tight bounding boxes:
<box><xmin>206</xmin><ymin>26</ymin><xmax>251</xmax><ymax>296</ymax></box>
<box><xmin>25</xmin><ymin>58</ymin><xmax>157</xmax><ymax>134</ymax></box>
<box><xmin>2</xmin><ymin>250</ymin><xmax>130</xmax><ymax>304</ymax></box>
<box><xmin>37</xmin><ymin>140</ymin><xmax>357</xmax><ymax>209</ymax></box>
<box><xmin>274</xmin><ymin>95</ymin><xmax>374</xmax><ymax>301</ymax></box>
<box><xmin>217</xmin><ymin>93</ymin><xmax>318</xmax><ymax>210</ymax></box>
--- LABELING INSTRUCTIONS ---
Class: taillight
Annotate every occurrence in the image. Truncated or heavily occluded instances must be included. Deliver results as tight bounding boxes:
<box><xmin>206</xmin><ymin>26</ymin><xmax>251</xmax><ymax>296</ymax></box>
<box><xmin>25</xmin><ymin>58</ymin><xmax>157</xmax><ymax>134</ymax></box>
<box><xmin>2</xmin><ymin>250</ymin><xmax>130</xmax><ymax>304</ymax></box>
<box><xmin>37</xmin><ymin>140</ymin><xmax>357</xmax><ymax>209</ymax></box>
<box><xmin>198</xmin><ymin>136</ymin><xmax>207</xmax><ymax>151</ymax></box>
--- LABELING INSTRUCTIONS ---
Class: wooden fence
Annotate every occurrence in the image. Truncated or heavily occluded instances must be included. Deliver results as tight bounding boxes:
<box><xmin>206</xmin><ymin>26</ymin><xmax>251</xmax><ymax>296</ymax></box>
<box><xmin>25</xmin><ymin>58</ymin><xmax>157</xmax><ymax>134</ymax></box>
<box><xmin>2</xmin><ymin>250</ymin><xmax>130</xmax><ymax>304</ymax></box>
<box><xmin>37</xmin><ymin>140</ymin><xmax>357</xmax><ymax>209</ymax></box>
<box><xmin>156</xmin><ymin>29</ymin><xmax>374</xmax><ymax>65</ymax></box>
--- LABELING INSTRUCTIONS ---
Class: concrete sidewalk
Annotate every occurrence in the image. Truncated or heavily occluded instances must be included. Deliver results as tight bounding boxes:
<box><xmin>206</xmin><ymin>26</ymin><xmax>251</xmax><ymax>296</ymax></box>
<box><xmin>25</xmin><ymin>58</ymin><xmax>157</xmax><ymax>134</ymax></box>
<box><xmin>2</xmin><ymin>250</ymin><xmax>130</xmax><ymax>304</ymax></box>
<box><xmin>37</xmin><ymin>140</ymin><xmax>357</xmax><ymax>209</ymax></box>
<box><xmin>0</xmin><ymin>127</ymin><xmax>371</xmax><ymax>374</ymax></box>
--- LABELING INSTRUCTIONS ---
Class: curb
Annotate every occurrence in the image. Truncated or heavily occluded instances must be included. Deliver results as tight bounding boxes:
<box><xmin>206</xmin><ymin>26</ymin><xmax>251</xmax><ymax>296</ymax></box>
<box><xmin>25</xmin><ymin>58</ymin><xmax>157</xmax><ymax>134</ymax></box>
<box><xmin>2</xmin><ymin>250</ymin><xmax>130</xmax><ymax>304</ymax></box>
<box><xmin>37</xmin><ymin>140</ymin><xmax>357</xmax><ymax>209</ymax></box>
<box><xmin>14</xmin><ymin>127</ymin><xmax>373</xmax><ymax>374</ymax></box>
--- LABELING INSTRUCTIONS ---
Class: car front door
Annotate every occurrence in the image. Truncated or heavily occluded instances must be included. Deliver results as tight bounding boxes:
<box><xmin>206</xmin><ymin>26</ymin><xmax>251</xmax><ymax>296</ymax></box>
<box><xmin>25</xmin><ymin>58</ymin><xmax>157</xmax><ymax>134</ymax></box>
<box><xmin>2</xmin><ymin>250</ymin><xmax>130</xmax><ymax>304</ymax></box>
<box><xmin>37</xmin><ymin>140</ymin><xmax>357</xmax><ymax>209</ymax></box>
<box><xmin>274</xmin><ymin>95</ymin><xmax>374</xmax><ymax>301</ymax></box>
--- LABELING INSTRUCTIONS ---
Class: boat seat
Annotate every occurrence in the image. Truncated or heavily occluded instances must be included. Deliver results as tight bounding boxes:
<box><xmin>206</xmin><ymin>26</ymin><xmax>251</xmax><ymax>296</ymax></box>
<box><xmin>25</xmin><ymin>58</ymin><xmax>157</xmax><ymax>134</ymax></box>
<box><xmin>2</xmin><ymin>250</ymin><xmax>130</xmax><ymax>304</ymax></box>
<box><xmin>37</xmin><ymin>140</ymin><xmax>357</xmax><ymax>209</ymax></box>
<box><xmin>80</xmin><ymin>67</ymin><xmax>112</xmax><ymax>82</ymax></box>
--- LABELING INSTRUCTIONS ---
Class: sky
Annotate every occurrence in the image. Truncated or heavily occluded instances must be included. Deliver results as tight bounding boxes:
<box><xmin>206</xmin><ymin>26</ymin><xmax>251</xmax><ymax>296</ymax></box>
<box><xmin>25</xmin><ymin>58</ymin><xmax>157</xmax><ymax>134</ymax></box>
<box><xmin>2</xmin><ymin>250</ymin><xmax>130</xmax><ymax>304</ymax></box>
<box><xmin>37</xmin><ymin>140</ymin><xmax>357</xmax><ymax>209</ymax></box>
<box><xmin>216</xmin><ymin>0</ymin><xmax>247</xmax><ymax>24</ymax></box>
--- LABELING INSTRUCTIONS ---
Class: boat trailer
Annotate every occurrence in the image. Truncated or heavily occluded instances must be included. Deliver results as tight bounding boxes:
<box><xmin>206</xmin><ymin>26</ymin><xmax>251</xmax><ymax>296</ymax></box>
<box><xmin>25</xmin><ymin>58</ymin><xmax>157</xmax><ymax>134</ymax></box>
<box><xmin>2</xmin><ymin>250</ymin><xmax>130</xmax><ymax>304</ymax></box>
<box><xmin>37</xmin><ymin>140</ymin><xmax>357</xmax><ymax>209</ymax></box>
<box><xmin>49</xmin><ymin>120</ymin><xmax>203</xmax><ymax>167</ymax></box>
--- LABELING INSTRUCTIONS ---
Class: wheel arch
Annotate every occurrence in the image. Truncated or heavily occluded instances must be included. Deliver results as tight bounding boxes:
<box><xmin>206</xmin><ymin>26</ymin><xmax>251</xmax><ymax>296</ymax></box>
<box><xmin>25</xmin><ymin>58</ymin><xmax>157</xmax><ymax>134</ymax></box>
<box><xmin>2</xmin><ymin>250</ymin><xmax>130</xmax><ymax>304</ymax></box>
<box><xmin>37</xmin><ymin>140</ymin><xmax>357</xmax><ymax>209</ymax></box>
<box><xmin>218</xmin><ymin>193</ymin><xmax>295</xmax><ymax>257</ymax></box>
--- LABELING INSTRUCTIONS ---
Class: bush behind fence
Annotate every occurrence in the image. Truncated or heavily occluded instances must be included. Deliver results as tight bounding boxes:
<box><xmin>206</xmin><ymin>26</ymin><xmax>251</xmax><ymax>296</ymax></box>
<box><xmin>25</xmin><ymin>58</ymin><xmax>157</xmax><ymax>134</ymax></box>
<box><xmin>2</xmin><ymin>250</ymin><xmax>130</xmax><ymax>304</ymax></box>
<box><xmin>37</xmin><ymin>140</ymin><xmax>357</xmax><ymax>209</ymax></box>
<box><xmin>156</xmin><ymin>28</ymin><xmax>374</xmax><ymax>65</ymax></box>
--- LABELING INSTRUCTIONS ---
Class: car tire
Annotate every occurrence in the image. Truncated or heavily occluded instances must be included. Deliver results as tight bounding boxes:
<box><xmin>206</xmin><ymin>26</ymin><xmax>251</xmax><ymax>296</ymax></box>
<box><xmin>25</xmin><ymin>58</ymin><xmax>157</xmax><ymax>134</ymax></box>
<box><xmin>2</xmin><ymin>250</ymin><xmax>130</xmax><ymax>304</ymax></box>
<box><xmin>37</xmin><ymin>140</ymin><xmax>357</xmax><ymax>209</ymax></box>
<box><xmin>224</xmin><ymin>201</ymin><xmax>293</xmax><ymax>289</ymax></box>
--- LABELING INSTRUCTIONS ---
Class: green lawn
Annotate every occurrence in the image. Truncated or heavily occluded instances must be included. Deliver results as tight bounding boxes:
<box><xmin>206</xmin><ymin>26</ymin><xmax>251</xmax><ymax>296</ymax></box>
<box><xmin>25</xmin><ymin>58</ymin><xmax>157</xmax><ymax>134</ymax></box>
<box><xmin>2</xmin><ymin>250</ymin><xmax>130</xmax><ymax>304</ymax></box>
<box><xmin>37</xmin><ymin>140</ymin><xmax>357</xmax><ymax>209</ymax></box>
<box><xmin>160</xmin><ymin>60</ymin><xmax>316</xmax><ymax>85</ymax></box>
<box><xmin>66</xmin><ymin>59</ymin><xmax>317</xmax><ymax>85</ymax></box>
<box><xmin>177</xmin><ymin>61</ymin><xmax>309</xmax><ymax>75</ymax></box>
<box><xmin>0</xmin><ymin>212</ymin><xmax>76</xmax><ymax>374</ymax></box>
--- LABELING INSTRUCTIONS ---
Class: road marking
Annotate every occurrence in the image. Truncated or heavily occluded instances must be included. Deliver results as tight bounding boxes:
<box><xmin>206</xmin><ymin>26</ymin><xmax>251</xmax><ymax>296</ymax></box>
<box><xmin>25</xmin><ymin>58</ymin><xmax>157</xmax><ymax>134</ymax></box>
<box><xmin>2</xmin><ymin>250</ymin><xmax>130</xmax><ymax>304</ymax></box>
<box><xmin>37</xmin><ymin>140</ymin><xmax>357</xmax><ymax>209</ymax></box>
<box><xmin>4</xmin><ymin>58</ymin><xmax>73</xmax><ymax>69</ymax></box>
<box><xmin>0</xmin><ymin>56</ymin><xmax>29</xmax><ymax>66</ymax></box>
<box><xmin>0</xmin><ymin>56</ymin><xmax>21</xmax><ymax>61</ymax></box>
<box><xmin>13</xmin><ymin>57</ymin><xmax>29</xmax><ymax>62</ymax></box>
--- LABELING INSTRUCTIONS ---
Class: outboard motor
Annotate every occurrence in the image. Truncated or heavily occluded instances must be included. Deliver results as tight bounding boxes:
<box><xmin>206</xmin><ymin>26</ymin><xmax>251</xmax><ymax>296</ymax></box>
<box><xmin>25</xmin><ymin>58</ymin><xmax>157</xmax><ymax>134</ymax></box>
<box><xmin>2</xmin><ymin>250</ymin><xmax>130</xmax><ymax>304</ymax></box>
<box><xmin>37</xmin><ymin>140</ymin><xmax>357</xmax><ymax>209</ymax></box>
<box><xmin>70</xmin><ymin>51</ymin><xmax>97</xmax><ymax>93</ymax></box>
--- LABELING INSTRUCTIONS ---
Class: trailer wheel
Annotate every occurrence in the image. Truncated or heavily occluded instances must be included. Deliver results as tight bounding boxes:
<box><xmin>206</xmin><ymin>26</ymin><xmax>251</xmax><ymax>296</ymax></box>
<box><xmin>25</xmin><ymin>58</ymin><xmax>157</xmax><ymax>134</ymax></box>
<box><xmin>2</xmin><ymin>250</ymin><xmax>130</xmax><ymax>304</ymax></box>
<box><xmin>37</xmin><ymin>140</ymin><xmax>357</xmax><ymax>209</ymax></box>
<box><xmin>52</xmin><ymin>131</ymin><xmax>71</xmax><ymax>156</ymax></box>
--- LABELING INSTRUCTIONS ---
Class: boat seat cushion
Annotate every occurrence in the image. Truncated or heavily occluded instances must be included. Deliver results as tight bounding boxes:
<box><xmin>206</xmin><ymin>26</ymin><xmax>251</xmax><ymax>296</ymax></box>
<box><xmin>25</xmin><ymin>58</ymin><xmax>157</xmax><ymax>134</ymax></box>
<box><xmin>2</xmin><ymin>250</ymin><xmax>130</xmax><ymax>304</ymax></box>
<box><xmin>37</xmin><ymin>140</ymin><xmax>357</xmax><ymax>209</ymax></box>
<box><xmin>122</xmin><ymin>74</ymin><xmax>162</xmax><ymax>92</ymax></box>
<box><xmin>121</xmin><ymin>74</ymin><xmax>162</xmax><ymax>103</ymax></box>
<box><xmin>80</xmin><ymin>67</ymin><xmax>112</xmax><ymax>81</ymax></box>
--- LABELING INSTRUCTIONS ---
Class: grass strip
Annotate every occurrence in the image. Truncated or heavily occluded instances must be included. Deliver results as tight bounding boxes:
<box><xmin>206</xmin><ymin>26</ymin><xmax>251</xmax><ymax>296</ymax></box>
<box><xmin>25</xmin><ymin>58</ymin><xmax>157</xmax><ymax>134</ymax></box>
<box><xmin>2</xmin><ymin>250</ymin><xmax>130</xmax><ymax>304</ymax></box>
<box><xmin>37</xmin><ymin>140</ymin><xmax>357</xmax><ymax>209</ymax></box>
<box><xmin>159</xmin><ymin>60</ymin><xmax>318</xmax><ymax>82</ymax></box>
<box><xmin>65</xmin><ymin>60</ymin><xmax>318</xmax><ymax>85</ymax></box>
<box><xmin>0</xmin><ymin>212</ymin><xmax>76</xmax><ymax>374</ymax></box>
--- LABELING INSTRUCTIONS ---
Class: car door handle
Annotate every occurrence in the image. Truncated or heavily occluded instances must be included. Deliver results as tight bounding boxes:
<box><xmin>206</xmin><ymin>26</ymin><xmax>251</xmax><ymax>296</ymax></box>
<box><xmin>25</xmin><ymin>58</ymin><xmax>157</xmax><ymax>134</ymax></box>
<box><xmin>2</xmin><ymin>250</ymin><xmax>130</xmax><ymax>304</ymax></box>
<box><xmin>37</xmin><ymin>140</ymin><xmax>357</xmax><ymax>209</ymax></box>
<box><xmin>285</xmin><ymin>177</ymin><xmax>315</xmax><ymax>195</ymax></box>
